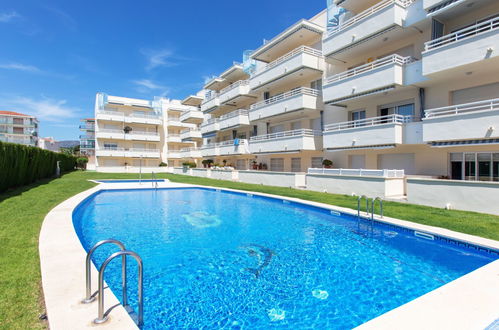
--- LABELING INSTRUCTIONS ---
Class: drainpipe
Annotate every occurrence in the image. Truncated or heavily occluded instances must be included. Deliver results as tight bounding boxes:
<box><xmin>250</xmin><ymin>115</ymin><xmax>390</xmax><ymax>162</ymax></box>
<box><xmin>419</xmin><ymin>88</ymin><xmax>425</xmax><ymax>119</ymax></box>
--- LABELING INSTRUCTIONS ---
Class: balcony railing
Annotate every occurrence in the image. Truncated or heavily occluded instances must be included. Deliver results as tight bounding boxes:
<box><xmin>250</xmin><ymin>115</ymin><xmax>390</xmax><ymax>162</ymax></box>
<box><xmin>219</xmin><ymin>80</ymin><xmax>250</xmax><ymax>95</ymax></box>
<box><xmin>424</xmin><ymin>98</ymin><xmax>499</xmax><ymax>118</ymax></box>
<box><xmin>180</xmin><ymin>147</ymin><xmax>200</xmax><ymax>152</ymax></box>
<box><xmin>79</xmin><ymin>125</ymin><xmax>95</xmax><ymax>130</ymax></box>
<box><xmin>201</xmin><ymin>93</ymin><xmax>219</xmax><ymax>104</ymax></box>
<box><xmin>100</xmin><ymin>147</ymin><xmax>160</xmax><ymax>153</ymax></box>
<box><xmin>425</xmin><ymin>17</ymin><xmax>499</xmax><ymax>51</ymax></box>
<box><xmin>250</xmin><ymin>88</ymin><xmax>321</xmax><ymax>111</ymax></box>
<box><xmin>326</xmin><ymin>0</ymin><xmax>415</xmax><ymax>37</ymax></box>
<box><xmin>251</xmin><ymin>46</ymin><xmax>323</xmax><ymax>77</ymax></box>
<box><xmin>324</xmin><ymin>114</ymin><xmax>413</xmax><ymax>131</ymax></box>
<box><xmin>219</xmin><ymin>109</ymin><xmax>249</xmax><ymax>120</ymax></box>
<box><xmin>98</xmin><ymin>129</ymin><xmax>159</xmax><ymax>136</ymax></box>
<box><xmin>97</xmin><ymin>110</ymin><xmax>162</xmax><ymax>119</ymax></box>
<box><xmin>325</xmin><ymin>55</ymin><xmax>414</xmax><ymax>85</ymax></box>
<box><xmin>308</xmin><ymin>168</ymin><xmax>405</xmax><ymax>178</ymax></box>
<box><xmin>250</xmin><ymin>129</ymin><xmax>322</xmax><ymax>142</ymax></box>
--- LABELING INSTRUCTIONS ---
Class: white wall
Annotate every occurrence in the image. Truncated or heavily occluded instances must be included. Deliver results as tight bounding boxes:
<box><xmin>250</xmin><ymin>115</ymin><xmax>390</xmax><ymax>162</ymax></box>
<box><xmin>238</xmin><ymin>170</ymin><xmax>304</xmax><ymax>188</ymax></box>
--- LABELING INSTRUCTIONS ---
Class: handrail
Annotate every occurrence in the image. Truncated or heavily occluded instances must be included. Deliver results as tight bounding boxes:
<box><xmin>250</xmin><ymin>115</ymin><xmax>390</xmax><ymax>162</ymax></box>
<box><xmin>325</xmin><ymin>55</ymin><xmax>415</xmax><ymax>85</ymax></box>
<box><xmin>425</xmin><ymin>16</ymin><xmax>499</xmax><ymax>51</ymax></box>
<box><xmin>98</xmin><ymin>129</ymin><xmax>159</xmax><ymax>136</ymax></box>
<box><xmin>250</xmin><ymin>88</ymin><xmax>321</xmax><ymax>110</ymax></box>
<box><xmin>97</xmin><ymin>110</ymin><xmax>161</xmax><ymax>119</ymax></box>
<box><xmin>424</xmin><ymin>98</ymin><xmax>499</xmax><ymax>118</ymax></box>
<box><xmin>98</xmin><ymin>147</ymin><xmax>160</xmax><ymax>153</ymax></box>
<box><xmin>324</xmin><ymin>114</ymin><xmax>414</xmax><ymax>131</ymax></box>
<box><xmin>219</xmin><ymin>79</ymin><xmax>250</xmax><ymax>95</ymax></box>
<box><xmin>327</xmin><ymin>0</ymin><xmax>415</xmax><ymax>37</ymax></box>
<box><xmin>219</xmin><ymin>109</ymin><xmax>249</xmax><ymax>120</ymax></box>
<box><xmin>82</xmin><ymin>239</ymin><xmax>126</xmax><ymax>304</ymax></box>
<box><xmin>250</xmin><ymin>129</ymin><xmax>322</xmax><ymax>142</ymax></box>
<box><xmin>201</xmin><ymin>92</ymin><xmax>219</xmax><ymax>104</ymax></box>
<box><xmin>252</xmin><ymin>46</ymin><xmax>323</xmax><ymax>77</ymax></box>
<box><xmin>371</xmin><ymin>197</ymin><xmax>384</xmax><ymax>219</ymax></box>
<box><xmin>357</xmin><ymin>195</ymin><xmax>370</xmax><ymax>218</ymax></box>
<box><xmin>94</xmin><ymin>250</ymin><xmax>143</xmax><ymax>327</ymax></box>
<box><xmin>180</xmin><ymin>147</ymin><xmax>200</xmax><ymax>152</ymax></box>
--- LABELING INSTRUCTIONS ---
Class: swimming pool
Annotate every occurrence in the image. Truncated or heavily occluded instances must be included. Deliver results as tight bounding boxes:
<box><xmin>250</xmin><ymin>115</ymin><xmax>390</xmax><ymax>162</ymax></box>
<box><xmin>95</xmin><ymin>179</ymin><xmax>165</xmax><ymax>183</ymax></box>
<box><xmin>73</xmin><ymin>187</ymin><xmax>498</xmax><ymax>329</ymax></box>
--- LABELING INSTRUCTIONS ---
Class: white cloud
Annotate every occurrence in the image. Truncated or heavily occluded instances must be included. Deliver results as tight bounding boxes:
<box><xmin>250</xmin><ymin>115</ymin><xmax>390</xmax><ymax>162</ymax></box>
<box><xmin>0</xmin><ymin>62</ymin><xmax>41</xmax><ymax>73</ymax></box>
<box><xmin>141</xmin><ymin>48</ymin><xmax>177</xmax><ymax>71</ymax></box>
<box><xmin>5</xmin><ymin>96</ymin><xmax>81</xmax><ymax>122</ymax></box>
<box><xmin>0</xmin><ymin>11</ymin><xmax>19</xmax><ymax>23</ymax></box>
<box><xmin>132</xmin><ymin>79</ymin><xmax>170</xmax><ymax>97</ymax></box>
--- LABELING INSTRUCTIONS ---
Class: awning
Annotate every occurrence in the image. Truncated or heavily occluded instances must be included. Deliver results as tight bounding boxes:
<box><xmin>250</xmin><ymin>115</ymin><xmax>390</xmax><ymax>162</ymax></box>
<box><xmin>430</xmin><ymin>139</ymin><xmax>499</xmax><ymax>147</ymax></box>
<box><xmin>325</xmin><ymin>86</ymin><xmax>396</xmax><ymax>106</ymax></box>
<box><xmin>326</xmin><ymin>144</ymin><xmax>396</xmax><ymax>152</ymax></box>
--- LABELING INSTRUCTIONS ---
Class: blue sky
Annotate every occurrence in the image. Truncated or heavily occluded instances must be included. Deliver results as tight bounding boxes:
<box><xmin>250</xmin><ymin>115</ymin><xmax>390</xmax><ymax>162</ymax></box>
<box><xmin>0</xmin><ymin>0</ymin><xmax>325</xmax><ymax>140</ymax></box>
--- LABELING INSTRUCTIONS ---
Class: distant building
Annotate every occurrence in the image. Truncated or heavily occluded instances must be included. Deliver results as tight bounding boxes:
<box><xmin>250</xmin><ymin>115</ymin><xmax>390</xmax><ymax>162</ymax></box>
<box><xmin>0</xmin><ymin>111</ymin><xmax>39</xmax><ymax>146</ymax></box>
<box><xmin>38</xmin><ymin>137</ymin><xmax>79</xmax><ymax>152</ymax></box>
<box><xmin>79</xmin><ymin>118</ymin><xmax>95</xmax><ymax>157</ymax></box>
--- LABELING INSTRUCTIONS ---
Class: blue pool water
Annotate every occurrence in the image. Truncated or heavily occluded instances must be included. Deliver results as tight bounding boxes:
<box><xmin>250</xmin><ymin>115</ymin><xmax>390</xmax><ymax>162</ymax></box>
<box><xmin>73</xmin><ymin>188</ymin><xmax>497</xmax><ymax>329</ymax></box>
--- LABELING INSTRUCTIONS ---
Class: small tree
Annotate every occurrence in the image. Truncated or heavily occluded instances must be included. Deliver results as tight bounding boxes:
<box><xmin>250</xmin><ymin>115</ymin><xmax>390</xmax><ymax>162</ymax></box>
<box><xmin>76</xmin><ymin>157</ymin><xmax>88</xmax><ymax>171</ymax></box>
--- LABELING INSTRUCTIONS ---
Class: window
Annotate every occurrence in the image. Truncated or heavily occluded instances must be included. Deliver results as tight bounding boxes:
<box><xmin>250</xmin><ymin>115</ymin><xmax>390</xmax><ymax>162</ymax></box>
<box><xmin>270</xmin><ymin>158</ymin><xmax>284</xmax><ymax>172</ymax></box>
<box><xmin>236</xmin><ymin>159</ymin><xmax>246</xmax><ymax>170</ymax></box>
<box><xmin>310</xmin><ymin>79</ymin><xmax>322</xmax><ymax>90</ymax></box>
<box><xmin>311</xmin><ymin>157</ymin><xmax>323</xmax><ymax>168</ymax></box>
<box><xmin>103</xmin><ymin>143</ymin><xmax>118</xmax><ymax>150</ymax></box>
<box><xmin>450</xmin><ymin>152</ymin><xmax>499</xmax><ymax>181</ymax></box>
<box><xmin>291</xmin><ymin>158</ymin><xmax>301</xmax><ymax>172</ymax></box>
<box><xmin>350</xmin><ymin>110</ymin><xmax>366</xmax><ymax>127</ymax></box>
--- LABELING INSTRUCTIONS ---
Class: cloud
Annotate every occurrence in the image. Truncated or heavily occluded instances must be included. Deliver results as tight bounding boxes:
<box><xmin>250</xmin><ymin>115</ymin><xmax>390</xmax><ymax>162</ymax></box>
<box><xmin>4</xmin><ymin>96</ymin><xmax>81</xmax><ymax>122</ymax></box>
<box><xmin>132</xmin><ymin>79</ymin><xmax>170</xmax><ymax>97</ymax></box>
<box><xmin>0</xmin><ymin>11</ymin><xmax>19</xmax><ymax>23</ymax></box>
<box><xmin>141</xmin><ymin>48</ymin><xmax>177</xmax><ymax>71</ymax></box>
<box><xmin>0</xmin><ymin>62</ymin><xmax>41</xmax><ymax>73</ymax></box>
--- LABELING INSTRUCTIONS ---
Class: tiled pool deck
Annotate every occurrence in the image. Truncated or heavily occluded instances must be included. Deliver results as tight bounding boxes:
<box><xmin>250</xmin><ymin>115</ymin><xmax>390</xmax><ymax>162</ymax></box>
<box><xmin>39</xmin><ymin>180</ymin><xmax>499</xmax><ymax>329</ymax></box>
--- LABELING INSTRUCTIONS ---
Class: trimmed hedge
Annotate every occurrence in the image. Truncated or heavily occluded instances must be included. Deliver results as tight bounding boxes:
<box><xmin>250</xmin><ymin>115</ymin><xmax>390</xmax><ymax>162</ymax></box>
<box><xmin>0</xmin><ymin>141</ymin><xmax>76</xmax><ymax>192</ymax></box>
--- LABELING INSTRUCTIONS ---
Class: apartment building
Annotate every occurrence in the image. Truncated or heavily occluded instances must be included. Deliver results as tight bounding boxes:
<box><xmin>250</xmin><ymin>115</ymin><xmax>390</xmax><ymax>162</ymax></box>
<box><xmin>179</xmin><ymin>91</ymin><xmax>205</xmax><ymax>163</ymax></box>
<box><xmin>322</xmin><ymin>0</ymin><xmax>499</xmax><ymax>181</ymax></box>
<box><xmin>0</xmin><ymin>111</ymin><xmax>39</xmax><ymax>146</ymax></box>
<box><xmin>79</xmin><ymin>118</ymin><xmax>95</xmax><ymax>166</ymax></box>
<box><xmin>177</xmin><ymin>0</ymin><xmax>499</xmax><ymax>181</ymax></box>
<box><xmin>93</xmin><ymin>93</ymin><xmax>198</xmax><ymax>171</ymax></box>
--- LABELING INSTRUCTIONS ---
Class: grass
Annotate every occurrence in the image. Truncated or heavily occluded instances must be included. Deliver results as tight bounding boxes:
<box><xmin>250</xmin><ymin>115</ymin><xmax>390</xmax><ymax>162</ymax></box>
<box><xmin>0</xmin><ymin>170</ymin><xmax>498</xmax><ymax>329</ymax></box>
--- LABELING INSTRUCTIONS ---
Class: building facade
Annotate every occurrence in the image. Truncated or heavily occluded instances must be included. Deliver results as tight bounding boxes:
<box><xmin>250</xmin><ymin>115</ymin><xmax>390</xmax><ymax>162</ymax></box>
<box><xmin>176</xmin><ymin>0</ymin><xmax>499</xmax><ymax>181</ymax></box>
<box><xmin>0</xmin><ymin>111</ymin><xmax>39</xmax><ymax>146</ymax></box>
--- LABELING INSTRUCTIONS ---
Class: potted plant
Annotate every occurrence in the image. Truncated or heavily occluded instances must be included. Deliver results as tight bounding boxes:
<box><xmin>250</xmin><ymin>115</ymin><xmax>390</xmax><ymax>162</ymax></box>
<box><xmin>252</xmin><ymin>161</ymin><xmax>258</xmax><ymax>170</ymax></box>
<box><xmin>222</xmin><ymin>159</ymin><xmax>227</xmax><ymax>167</ymax></box>
<box><xmin>159</xmin><ymin>162</ymin><xmax>168</xmax><ymax>167</ymax></box>
<box><xmin>123</xmin><ymin>126</ymin><xmax>133</xmax><ymax>134</ymax></box>
<box><xmin>322</xmin><ymin>159</ymin><xmax>333</xmax><ymax>168</ymax></box>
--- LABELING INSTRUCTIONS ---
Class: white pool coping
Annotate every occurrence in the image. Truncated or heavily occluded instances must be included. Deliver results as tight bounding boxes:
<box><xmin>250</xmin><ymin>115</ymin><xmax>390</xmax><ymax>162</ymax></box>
<box><xmin>39</xmin><ymin>181</ymin><xmax>499</xmax><ymax>329</ymax></box>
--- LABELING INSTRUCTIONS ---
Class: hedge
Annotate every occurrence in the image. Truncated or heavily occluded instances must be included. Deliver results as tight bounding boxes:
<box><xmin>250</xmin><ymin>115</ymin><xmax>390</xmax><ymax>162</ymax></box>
<box><xmin>0</xmin><ymin>141</ymin><xmax>77</xmax><ymax>193</ymax></box>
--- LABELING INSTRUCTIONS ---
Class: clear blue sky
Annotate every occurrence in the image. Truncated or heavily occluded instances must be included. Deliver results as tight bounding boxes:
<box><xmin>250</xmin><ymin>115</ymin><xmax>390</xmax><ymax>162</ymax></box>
<box><xmin>0</xmin><ymin>0</ymin><xmax>325</xmax><ymax>140</ymax></box>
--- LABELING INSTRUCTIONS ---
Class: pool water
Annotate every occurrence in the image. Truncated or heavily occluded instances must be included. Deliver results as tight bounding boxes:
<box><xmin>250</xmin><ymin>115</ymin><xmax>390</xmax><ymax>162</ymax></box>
<box><xmin>73</xmin><ymin>188</ymin><xmax>497</xmax><ymax>329</ymax></box>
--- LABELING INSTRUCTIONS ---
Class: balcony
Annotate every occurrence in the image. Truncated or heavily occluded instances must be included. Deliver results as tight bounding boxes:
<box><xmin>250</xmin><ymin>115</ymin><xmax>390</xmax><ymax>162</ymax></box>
<box><xmin>79</xmin><ymin>125</ymin><xmax>95</xmax><ymax>131</ymax></box>
<box><xmin>180</xmin><ymin>147</ymin><xmax>202</xmax><ymax>159</ymax></box>
<box><xmin>79</xmin><ymin>134</ymin><xmax>95</xmax><ymax>140</ymax></box>
<box><xmin>96</xmin><ymin>110</ymin><xmax>162</xmax><ymax>125</ymax></box>
<box><xmin>200</xmin><ymin>94</ymin><xmax>220</xmax><ymax>113</ymax></box>
<box><xmin>323</xmin><ymin>55</ymin><xmax>418</xmax><ymax>105</ymax></box>
<box><xmin>249</xmin><ymin>46</ymin><xmax>324</xmax><ymax>91</ymax></box>
<box><xmin>180</xmin><ymin>129</ymin><xmax>202</xmax><ymax>140</ymax></box>
<box><xmin>323</xmin><ymin>0</ymin><xmax>421</xmax><ymax>60</ymax></box>
<box><xmin>200</xmin><ymin>118</ymin><xmax>220</xmax><ymax>135</ymax></box>
<box><xmin>218</xmin><ymin>110</ymin><xmax>250</xmax><ymax>130</ymax></box>
<box><xmin>201</xmin><ymin>143</ymin><xmax>220</xmax><ymax>157</ymax></box>
<box><xmin>249</xmin><ymin>88</ymin><xmax>321</xmax><ymax>121</ymax></box>
<box><xmin>167</xmin><ymin>151</ymin><xmax>182</xmax><ymax>159</ymax></box>
<box><xmin>167</xmin><ymin>118</ymin><xmax>190</xmax><ymax>128</ymax></box>
<box><xmin>95</xmin><ymin>129</ymin><xmax>160</xmax><ymax>142</ymax></box>
<box><xmin>167</xmin><ymin>134</ymin><xmax>182</xmax><ymax>143</ymax></box>
<box><xmin>249</xmin><ymin>129</ymin><xmax>322</xmax><ymax>154</ymax></box>
<box><xmin>96</xmin><ymin>148</ymin><xmax>160</xmax><ymax>158</ymax></box>
<box><xmin>423</xmin><ymin>98</ymin><xmax>499</xmax><ymax>142</ymax></box>
<box><xmin>218</xmin><ymin>80</ymin><xmax>255</xmax><ymax>106</ymax></box>
<box><xmin>422</xmin><ymin>17</ymin><xmax>499</xmax><ymax>77</ymax></box>
<box><xmin>219</xmin><ymin>139</ymin><xmax>250</xmax><ymax>156</ymax></box>
<box><xmin>323</xmin><ymin>114</ymin><xmax>414</xmax><ymax>149</ymax></box>
<box><xmin>180</xmin><ymin>110</ymin><xmax>204</xmax><ymax>124</ymax></box>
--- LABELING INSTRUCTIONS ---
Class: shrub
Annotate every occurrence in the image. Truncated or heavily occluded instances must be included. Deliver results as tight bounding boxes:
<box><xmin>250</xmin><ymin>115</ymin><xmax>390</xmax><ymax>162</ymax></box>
<box><xmin>158</xmin><ymin>162</ymin><xmax>168</xmax><ymax>167</ymax></box>
<box><xmin>182</xmin><ymin>162</ymin><xmax>197</xmax><ymax>168</ymax></box>
<box><xmin>0</xmin><ymin>141</ymin><xmax>77</xmax><ymax>192</ymax></box>
<box><xmin>76</xmin><ymin>157</ymin><xmax>88</xmax><ymax>170</ymax></box>
<box><xmin>201</xmin><ymin>159</ymin><xmax>214</xmax><ymax>168</ymax></box>
<box><xmin>322</xmin><ymin>159</ymin><xmax>333</xmax><ymax>168</ymax></box>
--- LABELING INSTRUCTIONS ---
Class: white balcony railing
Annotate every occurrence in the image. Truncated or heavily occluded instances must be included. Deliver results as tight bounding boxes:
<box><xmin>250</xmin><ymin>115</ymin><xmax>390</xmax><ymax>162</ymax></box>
<box><xmin>219</xmin><ymin>79</ymin><xmax>250</xmax><ymax>95</ymax></box>
<box><xmin>219</xmin><ymin>109</ymin><xmax>249</xmax><ymax>120</ymax></box>
<box><xmin>324</xmin><ymin>114</ymin><xmax>414</xmax><ymax>131</ymax></box>
<box><xmin>324</xmin><ymin>55</ymin><xmax>414</xmax><ymax>85</ymax></box>
<box><xmin>97</xmin><ymin>129</ymin><xmax>158</xmax><ymax>136</ymax></box>
<box><xmin>251</xmin><ymin>46</ymin><xmax>323</xmax><ymax>76</ymax></box>
<box><xmin>250</xmin><ymin>88</ymin><xmax>320</xmax><ymax>111</ymax></box>
<box><xmin>96</xmin><ymin>110</ymin><xmax>162</xmax><ymax>120</ymax></box>
<box><xmin>424</xmin><ymin>98</ymin><xmax>499</xmax><ymax>118</ymax></box>
<box><xmin>250</xmin><ymin>129</ymin><xmax>322</xmax><ymax>142</ymax></box>
<box><xmin>308</xmin><ymin>168</ymin><xmax>405</xmax><ymax>178</ymax></box>
<box><xmin>327</xmin><ymin>0</ymin><xmax>415</xmax><ymax>37</ymax></box>
<box><xmin>425</xmin><ymin>17</ymin><xmax>499</xmax><ymax>51</ymax></box>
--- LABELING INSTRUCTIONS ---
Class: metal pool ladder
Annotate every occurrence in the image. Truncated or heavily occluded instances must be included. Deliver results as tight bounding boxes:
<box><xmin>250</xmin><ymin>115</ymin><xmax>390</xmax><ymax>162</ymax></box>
<box><xmin>82</xmin><ymin>239</ymin><xmax>144</xmax><ymax>327</ymax></box>
<box><xmin>357</xmin><ymin>195</ymin><xmax>370</xmax><ymax>220</ymax></box>
<box><xmin>151</xmin><ymin>172</ymin><xmax>158</xmax><ymax>189</ymax></box>
<box><xmin>371</xmin><ymin>197</ymin><xmax>383</xmax><ymax>220</ymax></box>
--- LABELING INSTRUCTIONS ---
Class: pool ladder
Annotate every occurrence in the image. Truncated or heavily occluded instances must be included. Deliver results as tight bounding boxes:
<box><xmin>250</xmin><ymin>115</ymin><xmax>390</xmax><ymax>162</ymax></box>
<box><xmin>82</xmin><ymin>239</ymin><xmax>143</xmax><ymax>327</ymax></box>
<box><xmin>151</xmin><ymin>172</ymin><xmax>158</xmax><ymax>189</ymax></box>
<box><xmin>357</xmin><ymin>196</ymin><xmax>383</xmax><ymax>231</ymax></box>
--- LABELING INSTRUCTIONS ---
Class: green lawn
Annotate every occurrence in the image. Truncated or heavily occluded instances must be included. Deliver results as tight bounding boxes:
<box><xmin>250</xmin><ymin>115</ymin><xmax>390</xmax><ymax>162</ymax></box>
<box><xmin>0</xmin><ymin>170</ymin><xmax>498</xmax><ymax>329</ymax></box>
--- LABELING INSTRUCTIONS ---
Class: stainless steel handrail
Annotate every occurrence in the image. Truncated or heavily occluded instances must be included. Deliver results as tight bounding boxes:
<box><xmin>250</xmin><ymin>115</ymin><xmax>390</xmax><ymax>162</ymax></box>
<box><xmin>82</xmin><ymin>239</ymin><xmax>126</xmax><ymax>304</ymax></box>
<box><xmin>151</xmin><ymin>172</ymin><xmax>158</xmax><ymax>189</ymax></box>
<box><xmin>357</xmin><ymin>195</ymin><xmax>370</xmax><ymax>219</ymax></box>
<box><xmin>371</xmin><ymin>197</ymin><xmax>384</xmax><ymax>219</ymax></box>
<box><xmin>94</xmin><ymin>250</ymin><xmax>143</xmax><ymax>327</ymax></box>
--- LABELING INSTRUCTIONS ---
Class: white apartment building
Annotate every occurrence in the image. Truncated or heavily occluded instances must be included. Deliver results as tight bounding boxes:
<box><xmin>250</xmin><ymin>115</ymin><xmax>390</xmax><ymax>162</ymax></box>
<box><xmin>94</xmin><ymin>93</ymin><xmax>197</xmax><ymax>172</ymax></box>
<box><xmin>0</xmin><ymin>111</ymin><xmax>39</xmax><ymax>146</ymax></box>
<box><xmin>178</xmin><ymin>0</ymin><xmax>499</xmax><ymax>181</ymax></box>
<box><xmin>79</xmin><ymin>118</ymin><xmax>95</xmax><ymax>168</ymax></box>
